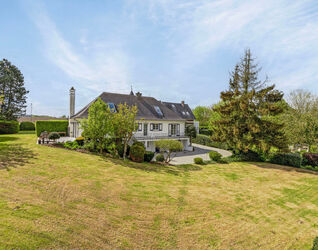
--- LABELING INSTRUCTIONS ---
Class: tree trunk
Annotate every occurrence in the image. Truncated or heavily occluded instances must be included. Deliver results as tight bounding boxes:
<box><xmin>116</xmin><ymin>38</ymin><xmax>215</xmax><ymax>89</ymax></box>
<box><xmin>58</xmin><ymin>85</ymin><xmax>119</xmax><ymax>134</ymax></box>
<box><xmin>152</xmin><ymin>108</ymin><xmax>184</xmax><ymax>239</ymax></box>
<box><xmin>123</xmin><ymin>140</ymin><xmax>127</xmax><ymax>160</ymax></box>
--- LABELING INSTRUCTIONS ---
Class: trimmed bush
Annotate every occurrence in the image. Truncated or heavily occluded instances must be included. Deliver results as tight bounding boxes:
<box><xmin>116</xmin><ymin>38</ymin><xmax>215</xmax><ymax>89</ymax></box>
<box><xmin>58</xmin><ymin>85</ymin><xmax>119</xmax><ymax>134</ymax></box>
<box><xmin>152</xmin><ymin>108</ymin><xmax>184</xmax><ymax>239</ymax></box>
<box><xmin>194</xmin><ymin>157</ymin><xmax>204</xmax><ymax>164</ymax></box>
<box><xmin>144</xmin><ymin>151</ymin><xmax>155</xmax><ymax>162</ymax></box>
<box><xmin>313</xmin><ymin>237</ymin><xmax>318</xmax><ymax>250</ymax></box>
<box><xmin>303</xmin><ymin>153</ymin><xmax>318</xmax><ymax>167</ymax></box>
<box><xmin>76</xmin><ymin>136</ymin><xmax>85</xmax><ymax>146</ymax></box>
<box><xmin>132</xmin><ymin>141</ymin><xmax>145</xmax><ymax>149</ymax></box>
<box><xmin>35</xmin><ymin>120</ymin><xmax>68</xmax><ymax>137</ymax></box>
<box><xmin>48</xmin><ymin>132</ymin><xmax>60</xmax><ymax>141</ymax></box>
<box><xmin>20</xmin><ymin>121</ymin><xmax>35</xmax><ymax>131</ymax></box>
<box><xmin>0</xmin><ymin>120</ymin><xmax>19</xmax><ymax>134</ymax></box>
<box><xmin>269</xmin><ymin>153</ymin><xmax>302</xmax><ymax>168</ymax></box>
<box><xmin>209</xmin><ymin>150</ymin><xmax>222</xmax><ymax>161</ymax></box>
<box><xmin>130</xmin><ymin>144</ymin><xmax>145</xmax><ymax>162</ymax></box>
<box><xmin>64</xmin><ymin>140</ymin><xmax>80</xmax><ymax>150</ymax></box>
<box><xmin>156</xmin><ymin>154</ymin><xmax>164</xmax><ymax>162</ymax></box>
<box><xmin>192</xmin><ymin>134</ymin><xmax>230</xmax><ymax>150</ymax></box>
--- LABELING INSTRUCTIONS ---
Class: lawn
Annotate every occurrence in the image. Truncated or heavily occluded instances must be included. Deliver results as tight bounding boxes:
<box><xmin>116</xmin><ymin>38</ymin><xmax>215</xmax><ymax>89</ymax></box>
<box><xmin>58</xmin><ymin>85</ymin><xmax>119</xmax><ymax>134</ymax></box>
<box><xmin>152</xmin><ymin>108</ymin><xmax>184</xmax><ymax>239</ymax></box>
<box><xmin>0</xmin><ymin>134</ymin><xmax>317</xmax><ymax>249</ymax></box>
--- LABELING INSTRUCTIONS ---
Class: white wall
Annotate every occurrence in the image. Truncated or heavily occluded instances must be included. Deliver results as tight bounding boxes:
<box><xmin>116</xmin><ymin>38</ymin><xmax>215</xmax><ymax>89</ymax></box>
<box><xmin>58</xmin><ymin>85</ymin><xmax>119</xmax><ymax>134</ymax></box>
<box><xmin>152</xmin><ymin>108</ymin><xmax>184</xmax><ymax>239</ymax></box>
<box><xmin>134</xmin><ymin>120</ymin><xmax>185</xmax><ymax>138</ymax></box>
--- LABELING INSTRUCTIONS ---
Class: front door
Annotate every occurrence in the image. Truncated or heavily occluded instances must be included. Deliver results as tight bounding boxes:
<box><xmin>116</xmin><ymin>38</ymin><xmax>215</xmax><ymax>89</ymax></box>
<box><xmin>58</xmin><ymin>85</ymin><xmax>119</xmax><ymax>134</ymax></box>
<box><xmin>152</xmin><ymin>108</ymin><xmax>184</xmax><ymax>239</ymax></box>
<box><xmin>144</xmin><ymin>123</ymin><xmax>148</xmax><ymax>136</ymax></box>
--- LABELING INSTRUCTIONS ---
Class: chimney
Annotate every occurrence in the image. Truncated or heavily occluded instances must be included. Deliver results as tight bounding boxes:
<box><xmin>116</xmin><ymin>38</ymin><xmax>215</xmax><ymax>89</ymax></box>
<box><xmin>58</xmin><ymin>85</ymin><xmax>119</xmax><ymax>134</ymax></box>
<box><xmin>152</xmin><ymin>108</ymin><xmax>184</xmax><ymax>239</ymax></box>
<box><xmin>181</xmin><ymin>100</ymin><xmax>185</xmax><ymax>107</ymax></box>
<box><xmin>136</xmin><ymin>92</ymin><xmax>142</xmax><ymax>98</ymax></box>
<box><xmin>70</xmin><ymin>87</ymin><xmax>75</xmax><ymax>117</ymax></box>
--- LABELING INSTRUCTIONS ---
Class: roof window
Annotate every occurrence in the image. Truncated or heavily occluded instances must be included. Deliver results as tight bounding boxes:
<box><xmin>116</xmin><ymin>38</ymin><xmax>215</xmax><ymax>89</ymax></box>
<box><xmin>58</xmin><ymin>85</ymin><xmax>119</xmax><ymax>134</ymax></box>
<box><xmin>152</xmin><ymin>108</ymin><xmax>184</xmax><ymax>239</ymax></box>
<box><xmin>154</xmin><ymin>106</ymin><xmax>163</xmax><ymax>116</ymax></box>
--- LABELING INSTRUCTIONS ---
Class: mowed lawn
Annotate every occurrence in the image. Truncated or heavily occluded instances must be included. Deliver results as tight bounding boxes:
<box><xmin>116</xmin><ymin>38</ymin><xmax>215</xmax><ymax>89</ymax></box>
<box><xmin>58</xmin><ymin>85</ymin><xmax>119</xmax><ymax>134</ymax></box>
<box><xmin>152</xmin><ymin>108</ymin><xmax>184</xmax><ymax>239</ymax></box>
<box><xmin>0</xmin><ymin>134</ymin><xmax>317</xmax><ymax>249</ymax></box>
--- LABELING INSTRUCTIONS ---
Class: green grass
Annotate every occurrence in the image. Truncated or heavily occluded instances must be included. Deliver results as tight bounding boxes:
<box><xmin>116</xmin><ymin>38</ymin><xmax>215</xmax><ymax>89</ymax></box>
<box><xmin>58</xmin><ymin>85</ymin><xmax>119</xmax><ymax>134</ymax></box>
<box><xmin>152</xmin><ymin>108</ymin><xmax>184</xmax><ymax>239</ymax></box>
<box><xmin>0</xmin><ymin>133</ymin><xmax>318</xmax><ymax>249</ymax></box>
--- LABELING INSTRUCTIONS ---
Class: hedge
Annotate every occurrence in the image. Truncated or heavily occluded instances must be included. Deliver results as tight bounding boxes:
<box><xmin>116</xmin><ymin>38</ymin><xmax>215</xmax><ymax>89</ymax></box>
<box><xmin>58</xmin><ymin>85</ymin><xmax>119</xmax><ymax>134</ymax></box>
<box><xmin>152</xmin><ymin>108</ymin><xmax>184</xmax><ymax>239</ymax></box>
<box><xmin>269</xmin><ymin>153</ymin><xmax>302</xmax><ymax>168</ymax></box>
<box><xmin>35</xmin><ymin>120</ymin><xmax>68</xmax><ymax>137</ymax></box>
<box><xmin>0</xmin><ymin>120</ymin><xmax>19</xmax><ymax>134</ymax></box>
<box><xmin>199</xmin><ymin>126</ymin><xmax>212</xmax><ymax>136</ymax></box>
<box><xmin>144</xmin><ymin>151</ymin><xmax>155</xmax><ymax>162</ymax></box>
<box><xmin>20</xmin><ymin>121</ymin><xmax>35</xmax><ymax>131</ymax></box>
<box><xmin>192</xmin><ymin>134</ymin><xmax>230</xmax><ymax>150</ymax></box>
<box><xmin>303</xmin><ymin>153</ymin><xmax>318</xmax><ymax>167</ymax></box>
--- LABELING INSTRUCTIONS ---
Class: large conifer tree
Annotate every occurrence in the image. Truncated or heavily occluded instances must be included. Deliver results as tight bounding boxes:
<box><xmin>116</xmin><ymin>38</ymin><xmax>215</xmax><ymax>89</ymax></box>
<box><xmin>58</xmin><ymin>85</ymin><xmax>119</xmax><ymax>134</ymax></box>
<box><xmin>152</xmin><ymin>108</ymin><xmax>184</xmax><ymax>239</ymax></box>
<box><xmin>211</xmin><ymin>49</ymin><xmax>287</xmax><ymax>153</ymax></box>
<box><xmin>0</xmin><ymin>59</ymin><xmax>29</xmax><ymax>120</ymax></box>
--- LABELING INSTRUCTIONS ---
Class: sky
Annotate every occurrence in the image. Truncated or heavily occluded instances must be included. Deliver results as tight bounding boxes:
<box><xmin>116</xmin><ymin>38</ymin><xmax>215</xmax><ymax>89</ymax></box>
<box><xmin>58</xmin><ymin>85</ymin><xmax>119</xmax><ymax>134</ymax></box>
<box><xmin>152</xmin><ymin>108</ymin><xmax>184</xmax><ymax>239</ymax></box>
<box><xmin>1</xmin><ymin>0</ymin><xmax>318</xmax><ymax>116</ymax></box>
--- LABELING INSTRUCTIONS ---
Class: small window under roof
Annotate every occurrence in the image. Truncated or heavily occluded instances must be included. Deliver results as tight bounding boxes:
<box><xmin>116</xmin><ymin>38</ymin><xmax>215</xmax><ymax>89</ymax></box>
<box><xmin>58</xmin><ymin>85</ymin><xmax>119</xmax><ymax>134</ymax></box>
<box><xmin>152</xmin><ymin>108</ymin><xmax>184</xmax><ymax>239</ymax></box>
<box><xmin>154</xmin><ymin>106</ymin><xmax>163</xmax><ymax>116</ymax></box>
<box><xmin>182</xmin><ymin>111</ymin><xmax>186</xmax><ymax>115</ymax></box>
<box><xmin>108</xmin><ymin>103</ymin><xmax>116</xmax><ymax>113</ymax></box>
<box><xmin>186</xmin><ymin>111</ymin><xmax>190</xmax><ymax>115</ymax></box>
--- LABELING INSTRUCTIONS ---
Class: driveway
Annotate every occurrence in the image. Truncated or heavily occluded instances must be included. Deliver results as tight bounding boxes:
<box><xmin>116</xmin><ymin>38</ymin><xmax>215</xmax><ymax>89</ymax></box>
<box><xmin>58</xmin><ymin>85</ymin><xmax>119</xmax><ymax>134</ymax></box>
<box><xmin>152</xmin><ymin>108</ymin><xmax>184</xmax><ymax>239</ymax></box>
<box><xmin>170</xmin><ymin>143</ymin><xmax>232</xmax><ymax>165</ymax></box>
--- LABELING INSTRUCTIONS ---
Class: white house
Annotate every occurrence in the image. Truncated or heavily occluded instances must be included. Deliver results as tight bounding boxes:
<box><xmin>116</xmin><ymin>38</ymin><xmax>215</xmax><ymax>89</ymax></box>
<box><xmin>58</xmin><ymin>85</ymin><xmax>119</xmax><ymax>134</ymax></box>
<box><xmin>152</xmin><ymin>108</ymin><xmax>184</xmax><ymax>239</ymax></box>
<box><xmin>68</xmin><ymin>88</ymin><xmax>196</xmax><ymax>152</ymax></box>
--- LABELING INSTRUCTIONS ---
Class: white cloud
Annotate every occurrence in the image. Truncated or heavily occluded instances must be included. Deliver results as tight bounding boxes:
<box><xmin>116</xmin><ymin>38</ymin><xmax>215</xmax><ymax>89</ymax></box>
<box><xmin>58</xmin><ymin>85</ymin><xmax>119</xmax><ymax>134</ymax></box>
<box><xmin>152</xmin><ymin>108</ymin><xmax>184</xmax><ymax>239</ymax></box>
<box><xmin>131</xmin><ymin>0</ymin><xmax>318</xmax><ymax>91</ymax></box>
<box><xmin>28</xmin><ymin>1</ymin><xmax>131</xmax><ymax>94</ymax></box>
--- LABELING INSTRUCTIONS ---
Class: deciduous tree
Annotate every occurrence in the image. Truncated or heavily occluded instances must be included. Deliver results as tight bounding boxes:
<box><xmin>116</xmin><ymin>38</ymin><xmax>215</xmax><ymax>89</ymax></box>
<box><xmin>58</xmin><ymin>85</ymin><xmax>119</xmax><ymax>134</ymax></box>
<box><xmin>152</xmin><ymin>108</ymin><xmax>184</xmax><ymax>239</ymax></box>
<box><xmin>0</xmin><ymin>59</ymin><xmax>29</xmax><ymax>120</ymax></box>
<box><xmin>113</xmin><ymin>103</ymin><xmax>138</xmax><ymax>159</ymax></box>
<box><xmin>81</xmin><ymin>98</ymin><xmax>114</xmax><ymax>154</ymax></box>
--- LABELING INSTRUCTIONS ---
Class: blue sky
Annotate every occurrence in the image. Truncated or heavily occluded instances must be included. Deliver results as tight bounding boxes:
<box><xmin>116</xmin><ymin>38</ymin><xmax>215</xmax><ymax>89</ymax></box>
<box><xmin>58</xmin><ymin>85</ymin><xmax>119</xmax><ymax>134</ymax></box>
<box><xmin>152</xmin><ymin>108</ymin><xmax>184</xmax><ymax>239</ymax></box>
<box><xmin>1</xmin><ymin>0</ymin><xmax>318</xmax><ymax>116</ymax></box>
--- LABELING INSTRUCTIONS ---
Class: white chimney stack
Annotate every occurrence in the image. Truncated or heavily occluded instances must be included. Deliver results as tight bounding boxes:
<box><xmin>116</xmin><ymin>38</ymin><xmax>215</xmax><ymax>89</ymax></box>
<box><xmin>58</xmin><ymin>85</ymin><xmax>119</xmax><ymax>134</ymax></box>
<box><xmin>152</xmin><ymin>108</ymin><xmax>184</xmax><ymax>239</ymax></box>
<box><xmin>70</xmin><ymin>87</ymin><xmax>75</xmax><ymax>117</ymax></box>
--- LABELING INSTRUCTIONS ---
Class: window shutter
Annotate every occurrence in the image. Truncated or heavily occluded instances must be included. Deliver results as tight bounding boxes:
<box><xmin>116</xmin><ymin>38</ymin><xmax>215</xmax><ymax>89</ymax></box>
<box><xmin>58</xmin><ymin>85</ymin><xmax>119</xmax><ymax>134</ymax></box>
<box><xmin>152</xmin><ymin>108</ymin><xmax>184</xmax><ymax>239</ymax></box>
<box><xmin>168</xmin><ymin>124</ymin><xmax>171</xmax><ymax>136</ymax></box>
<box><xmin>177</xmin><ymin>124</ymin><xmax>180</xmax><ymax>136</ymax></box>
<box><xmin>159</xmin><ymin>123</ymin><xmax>162</xmax><ymax>131</ymax></box>
<box><xmin>150</xmin><ymin>124</ymin><xmax>153</xmax><ymax>131</ymax></box>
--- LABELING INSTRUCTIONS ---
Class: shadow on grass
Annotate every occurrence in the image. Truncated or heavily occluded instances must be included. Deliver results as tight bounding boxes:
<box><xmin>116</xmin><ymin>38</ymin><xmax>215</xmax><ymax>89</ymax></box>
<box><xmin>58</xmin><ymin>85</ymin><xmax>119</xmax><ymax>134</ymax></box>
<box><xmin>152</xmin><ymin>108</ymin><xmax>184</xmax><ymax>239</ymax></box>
<box><xmin>253</xmin><ymin>162</ymin><xmax>318</xmax><ymax>175</ymax></box>
<box><xmin>0</xmin><ymin>143</ymin><xmax>37</xmax><ymax>171</ymax></box>
<box><xmin>107</xmin><ymin>158</ymin><xmax>202</xmax><ymax>176</ymax></box>
<box><xmin>0</xmin><ymin>136</ymin><xmax>19</xmax><ymax>143</ymax></box>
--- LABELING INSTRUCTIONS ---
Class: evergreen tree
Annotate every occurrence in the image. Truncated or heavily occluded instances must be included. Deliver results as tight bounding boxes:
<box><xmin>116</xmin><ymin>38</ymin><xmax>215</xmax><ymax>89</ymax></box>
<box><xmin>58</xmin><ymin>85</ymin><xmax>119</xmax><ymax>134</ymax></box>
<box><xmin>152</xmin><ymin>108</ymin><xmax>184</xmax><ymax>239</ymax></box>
<box><xmin>211</xmin><ymin>49</ymin><xmax>287</xmax><ymax>153</ymax></box>
<box><xmin>0</xmin><ymin>59</ymin><xmax>29</xmax><ymax>120</ymax></box>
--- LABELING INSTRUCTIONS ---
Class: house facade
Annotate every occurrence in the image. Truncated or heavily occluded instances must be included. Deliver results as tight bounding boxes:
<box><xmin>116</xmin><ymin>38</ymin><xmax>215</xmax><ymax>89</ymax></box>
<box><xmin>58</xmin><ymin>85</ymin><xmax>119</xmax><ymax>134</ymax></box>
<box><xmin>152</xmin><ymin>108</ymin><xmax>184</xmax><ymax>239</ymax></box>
<box><xmin>68</xmin><ymin>88</ymin><xmax>196</xmax><ymax>152</ymax></box>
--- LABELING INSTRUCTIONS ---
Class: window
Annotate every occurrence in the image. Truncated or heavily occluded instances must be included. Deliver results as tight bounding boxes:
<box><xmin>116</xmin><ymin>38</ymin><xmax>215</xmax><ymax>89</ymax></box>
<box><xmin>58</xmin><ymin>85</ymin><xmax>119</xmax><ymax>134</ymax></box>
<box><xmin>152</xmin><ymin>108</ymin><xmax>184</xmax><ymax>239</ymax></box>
<box><xmin>108</xmin><ymin>103</ymin><xmax>116</xmax><ymax>113</ymax></box>
<box><xmin>154</xmin><ymin>106</ymin><xmax>163</xmax><ymax>116</ymax></box>
<box><xmin>150</xmin><ymin>123</ymin><xmax>162</xmax><ymax>131</ymax></box>
<box><xmin>169</xmin><ymin>124</ymin><xmax>180</xmax><ymax>136</ymax></box>
<box><xmin>138</xmin><ymin>123</ymin><xmax>142</xmax><ymax>131</ymax></box>
<box><xmin>186</xmin><ymin>111</ymin><xmax>190</xmax><ymax>115</ymax></box>
<box><xmin>182</xmin><ymin>111</ymin><xmax>186</xmax><ymax>115</ymax></box>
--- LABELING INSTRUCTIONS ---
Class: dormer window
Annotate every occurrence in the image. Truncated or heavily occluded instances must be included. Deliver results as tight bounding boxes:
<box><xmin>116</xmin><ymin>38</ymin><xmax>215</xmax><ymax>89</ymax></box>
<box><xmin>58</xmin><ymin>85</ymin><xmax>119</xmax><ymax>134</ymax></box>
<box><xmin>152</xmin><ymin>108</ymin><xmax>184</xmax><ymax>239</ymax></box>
<box><xmin>182</xmin><ymin>111</ymin><xmax>186</xmax><ymax>115</ymax></box>
<box><xmin>108</xmin><ymin>103</ymin><xmax>116</xmax><ymax>113</ymax></box>
<box><xmin>186</xmin><ymin>111</ymin><xmax>190</xmax><ymax>115</ymax></box>
<box><xmin>154</xmin><ymin>106</ymin><xmax>163</xmax><ymax>116</ymax></box>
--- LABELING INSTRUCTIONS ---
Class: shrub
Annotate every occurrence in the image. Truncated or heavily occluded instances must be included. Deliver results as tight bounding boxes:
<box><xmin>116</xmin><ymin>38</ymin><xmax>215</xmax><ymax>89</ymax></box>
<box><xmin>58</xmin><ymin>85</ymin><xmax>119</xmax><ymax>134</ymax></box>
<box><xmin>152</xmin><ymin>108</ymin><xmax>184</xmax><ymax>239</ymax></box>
<box><xmin>209</xmin><ymin>150</ymin><xmax>222</xmax><ymax>161</ymax></box>
<box><xmin>144</xmin><ymin>151</ymin><xmax>155</xmax><ymax>162</ymax></box>
<box><xmin>48</xmin><ymin>132</ymin><xmax>60</xmax><ymax>141</ymax></box>
<box><xmin>156</xmin><ymin>154</ymin><xmax>164</xmax><ymax>162</ymax></box>
<box><xmin>199</xmin><ymin>126</ymin><xmax>212</xmax><ymax>136</ymax></box>
<box><xmin>116</xmin><ymin>143</ymin><xmax>130</xmax><ymax>158</ymax></box>
<box><xmin>313</xmin><ymin>237</ymin><xmax>318</xmax><ymax>250</ymax></box>
<box><xmin>269</xmin><ymin>153</ymin><xmax>302</xmax><ymax>168</ymax></box>
<box><xmin>130</xmin><ymin>144</ymin><xmax>145</xmax><ymax>162</ymax></box>
<box><xmin>300</xmin><ymin>165</ymin><xmax>318</xmax><ymax>172</ymax></box>
<box><xmin>35</xmin><ymin>120</ymin><xmax>68</xmax><ymax>137</ymax></box>
<box><xmin>20</xmin><ymin>121</ymin><xmax>35</xmax><ymax>131</ymax></box>
<box><xmin>64</xmin><ymin>141</ymin><xmax>80</xmax><ymax>150</ymax></box>
<box><xmin>0</xmin><ymin>120</ymin><xmax>19</xmax><ymax>134</ymax></box>
<box><xmin>303</xmin><ymin>153</ymin><xmax>318</xmax><ymax>167</ymax></box>
<box><xmin>194</xmin><ymin>157</ymin><xmax>204</xmax><ymax>164</ymax></box>
<box><xmin>132</xmin><ymin>141</ymin><xmax>145</xmax><ymax>149</ymax></box>
<box><xmin>76</xmin><ymin>136</ymin><xmax>85</xmax><ymax>146</ymax></box>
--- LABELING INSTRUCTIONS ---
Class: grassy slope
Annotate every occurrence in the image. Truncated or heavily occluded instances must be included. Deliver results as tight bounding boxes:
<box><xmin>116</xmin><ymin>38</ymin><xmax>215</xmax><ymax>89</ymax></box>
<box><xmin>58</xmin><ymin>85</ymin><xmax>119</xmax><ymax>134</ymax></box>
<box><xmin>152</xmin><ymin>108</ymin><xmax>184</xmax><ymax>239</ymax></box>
<box><xmin>0</xmin><ymin>134</ymin><xmax>317</xmax><ymax>249</ymax></box>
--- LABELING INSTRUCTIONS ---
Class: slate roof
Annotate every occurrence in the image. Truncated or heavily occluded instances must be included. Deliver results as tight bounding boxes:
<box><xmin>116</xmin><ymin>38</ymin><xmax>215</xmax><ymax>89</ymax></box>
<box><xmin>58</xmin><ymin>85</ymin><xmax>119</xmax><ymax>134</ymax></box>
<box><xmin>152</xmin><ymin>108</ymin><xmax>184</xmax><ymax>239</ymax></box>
<box><xmin>163</xmin><ymin>102</ymin><xmax>196</xmax><ymax>120</ymax></box>
<box><xmin>72</xmin><ymin>92</ymin><xmax>188</xmax><ymax>121</ymax></box>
